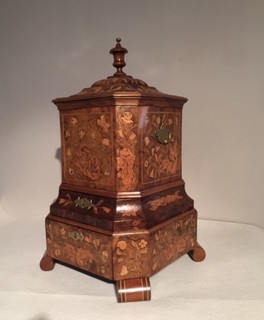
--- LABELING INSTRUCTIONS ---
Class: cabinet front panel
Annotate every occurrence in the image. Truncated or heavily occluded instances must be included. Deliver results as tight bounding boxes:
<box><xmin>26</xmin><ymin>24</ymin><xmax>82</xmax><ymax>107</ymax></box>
<box><xmin>46</xmin><ymin>219</ymin><xmax>113</xmax><ymax>279</ymax></box>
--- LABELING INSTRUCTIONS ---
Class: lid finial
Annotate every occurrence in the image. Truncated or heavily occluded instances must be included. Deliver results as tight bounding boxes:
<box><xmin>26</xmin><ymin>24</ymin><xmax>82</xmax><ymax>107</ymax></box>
<box><xmin>110</xmin><ymin>38</ymin><xmax>128</xmax><ymax>76</ymax></box>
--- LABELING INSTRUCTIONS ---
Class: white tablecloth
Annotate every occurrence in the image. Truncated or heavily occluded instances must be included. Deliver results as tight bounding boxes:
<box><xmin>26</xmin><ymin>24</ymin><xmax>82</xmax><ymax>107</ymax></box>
<box><xmin>0</xmin><ymin>214</ymin><xmax>263</xmax><ymax>320</ymax></box>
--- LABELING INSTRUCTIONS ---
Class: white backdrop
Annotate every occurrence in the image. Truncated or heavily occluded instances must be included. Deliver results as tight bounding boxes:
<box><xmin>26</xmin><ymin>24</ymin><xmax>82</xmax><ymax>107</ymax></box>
<box><xmin>0</xmin><ymin>0</ymin><xmax>263</xmax><ymax>229</ymax></box>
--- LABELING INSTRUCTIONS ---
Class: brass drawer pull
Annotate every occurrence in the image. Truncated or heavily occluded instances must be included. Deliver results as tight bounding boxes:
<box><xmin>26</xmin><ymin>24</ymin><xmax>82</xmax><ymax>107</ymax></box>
<box><xmin>68</xmin><ymin>230</ymin><xmax>84</xmax><ymax>242</ymax></box>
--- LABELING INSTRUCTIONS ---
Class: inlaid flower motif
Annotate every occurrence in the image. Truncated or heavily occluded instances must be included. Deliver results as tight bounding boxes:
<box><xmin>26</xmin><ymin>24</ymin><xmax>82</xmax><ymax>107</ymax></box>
<box><xmin>138</xmin><ymin>239</ymin><xmax>147</xmax><ymax>249</ymax></box>
<box><xmin>147</xmin><ymin>191</ymin><xmax>183</xmax><ymax>211</ymax></box>
<box><xmin>152</xmin><ymin>262</ymin><xmax>158</xmax><ymax>271</ymax></box>
<box><xmin>79</xmin><ymin>129</ymin><xmax>86</xmax><ymax>139</ymax></box>
<box><xmin>58</xmin><ymin>193</ymin><xmax>72</xmax><ymax>207</ymax></box>
<box><xmin>121</xmin><ymin>111</ymin><xmax>133</xmax><ymax>124</ymax></box>
<box><xmin>102</xmin><ymin>250</ymin><xmax>109</xmax><ymax>260</ymax></box>
<box><xmin>129</xmin><ymin>132</ymin><xmax>136</xmax><ymax>141</ymax></box>
<box><xmin>117</xmin><ymin>129</ymin><xmax>124</xmax><ymax>138</ymax></box>
<box><xmin>60</xmin><ymin>228</ymin><xmax>66</xmax><ymax>236</ymax></box>
<box><xmin>144</xmin><ymin>136</ymin><xmax>150</xmax><ymax>146</ymax></box>
<box><xmin>117</xmin><ymin>240</ymin><xmax>127</xmax><ymax>251</ymax></box>
<box><xmin>120</xmin><ymin>265</ymin><xmax>128</xmax><ymax>276</ymax></box>
<box><xmin>93</xmin><ymin>238</ymin><xmax>101</xmax><ymax>248</ymax></box>
<box><xmin>71</xmin><ymin>117</ymin><xmax>78</xmax><ymax>126</ymax></box>
<box><xmin>53</xmin><ymin>244</ymin><xmax>61</xmax><ymax>257</ymax></box>
<box><xmin>97</xmin><ymin>115</ymin><xmax>110</xmax><ymax>132</ymax></box>
<box><xmin>102</xmin><ymin>207</ymin><xmax>111</xmax><ymax>214</ymax></box>
<box><xmin>85</xmin><ymin>236</ymin><xmax>92</xmax><ymax>243</ymax></box>
<box><xmin>102</xmin><ymin>138</ymin><xmax>110</xmax><ymax>146</ymax></box>
<box><xmin>156</xmin><ymin>116</ymin><xmax>161</xmax><ymax>125</ymax></box>
<box><xmin>154</xmin><ymin>232</ymin><xmax>160</xmax><ymax>241</ymax></box>
<box><xmin>121</xmin><ymin>208</ymin><xmax>138</xmax><ymax>218</ymax></box>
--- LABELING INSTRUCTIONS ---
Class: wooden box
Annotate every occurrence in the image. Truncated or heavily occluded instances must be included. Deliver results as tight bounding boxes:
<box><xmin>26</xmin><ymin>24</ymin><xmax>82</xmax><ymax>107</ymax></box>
<box><xmin>40</xmin><ymin>39</ymin><xmax>205</xmax><ymax>302</ymax></box>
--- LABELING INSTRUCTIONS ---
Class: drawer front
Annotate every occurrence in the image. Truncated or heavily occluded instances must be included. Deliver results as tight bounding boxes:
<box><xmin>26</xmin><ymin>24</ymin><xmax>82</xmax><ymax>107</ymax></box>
<box><xmin>46</xmin><ymin>219</ymin><xmax>113</xmax><ymax>280</ymax></box>
<box><xmin>150</xmin><ymin>210</ymin><xmax>197</xmax><ymax>275</ymax></box>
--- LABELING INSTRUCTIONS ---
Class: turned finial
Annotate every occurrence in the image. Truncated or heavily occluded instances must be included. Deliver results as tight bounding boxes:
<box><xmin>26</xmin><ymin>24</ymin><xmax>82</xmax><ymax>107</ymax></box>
<box><xmin>110</xmin><ymin>38</ymin><xmax>128</xmax><ymax>76</ymax></box>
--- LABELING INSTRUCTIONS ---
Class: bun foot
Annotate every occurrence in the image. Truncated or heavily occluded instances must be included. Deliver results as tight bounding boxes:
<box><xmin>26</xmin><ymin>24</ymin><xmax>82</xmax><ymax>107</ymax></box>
<box><xmin>188</xmin><ymin>242</ymin><xmax>206</xmax><ymax>262</ymax></box>
<box><xmin>40</xmin><ymin>250</ymin><xmax>55</xmax><ymax>271</ymax></box>
<box><xmin>116</xmin><ymin>277</ymin><xmax>151</xmax><ymax>302</ymax></box>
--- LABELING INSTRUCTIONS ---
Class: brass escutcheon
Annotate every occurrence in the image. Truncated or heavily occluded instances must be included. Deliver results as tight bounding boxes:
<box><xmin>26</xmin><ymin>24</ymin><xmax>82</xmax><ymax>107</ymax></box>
<box><xmin>152</xmin><ymin>123</ymin><xmax>173</xmax><ymax>145</ymax></box>
<box><xmin>68</xmin><ymin>230</ymin><xmax>84</xmax><ymax>242</ymax></box>
<box><xmin>75</xmin><ymin>197</ymin><xmax>93</xmax><ymax>210</ymax></box>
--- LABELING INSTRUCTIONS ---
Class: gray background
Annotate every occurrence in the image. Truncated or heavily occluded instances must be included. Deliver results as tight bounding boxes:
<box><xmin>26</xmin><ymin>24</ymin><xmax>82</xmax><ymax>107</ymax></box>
<box><xmin>0</xmin><ymin>0</ymin><xmax>263</xmax><ymax>228</ymax></box>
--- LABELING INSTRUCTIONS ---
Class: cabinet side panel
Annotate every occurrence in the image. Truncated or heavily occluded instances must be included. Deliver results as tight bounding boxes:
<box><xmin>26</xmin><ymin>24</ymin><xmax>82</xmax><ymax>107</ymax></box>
<box><xmin>149</xmin><ymin>210</ymin><xmax>197</xmax><ymax>275</ymax></box>
<box><xmin>140</xmin><ymin>108</ymin><xmax>182</xmax><ymax>187</ymax></box>
<box><xmin>61</xmin><ymin>108</ymin><xmax>115</xmax><ymax>190</ymax></box>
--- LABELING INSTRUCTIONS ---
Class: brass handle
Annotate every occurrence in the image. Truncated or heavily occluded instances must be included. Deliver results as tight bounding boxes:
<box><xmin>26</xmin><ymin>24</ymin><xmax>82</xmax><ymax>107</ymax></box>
<box><xmin>152</xmin><ymin>123</ymin><xmax>173</xmax><ymax>145</ymax></box>
<box><xmin>75</xmin><ymin>197</ymin><xmax>93</xmax><ymax>210</ymax></box>
<box><xmin>68</xmin><ymin>231</ymin><xmax>84</xmax><ymax>242</ymax></box>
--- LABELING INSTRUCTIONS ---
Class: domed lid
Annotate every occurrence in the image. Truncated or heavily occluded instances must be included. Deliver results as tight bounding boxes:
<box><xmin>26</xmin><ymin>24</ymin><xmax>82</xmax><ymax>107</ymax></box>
<box><xmin>53</xmin><ymin>38</ymin><xmax>187</xmax><ymax>102</ymax></box>
<box><xmin>76</xmin><ymin>38</ymin><xmax>159</xmax><ymax>96</ymax></box>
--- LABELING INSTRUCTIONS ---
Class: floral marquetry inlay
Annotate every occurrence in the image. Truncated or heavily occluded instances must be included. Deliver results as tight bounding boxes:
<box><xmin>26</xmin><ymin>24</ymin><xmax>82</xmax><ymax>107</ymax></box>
<box><xmin>116</xmin><ymin>109</ymin><xmax>138</xmax><ymax>191</ymax></box>
<box><xmin>39</xmin><ymin>39</ymin><xmax>206</xmax><ymax>303</ymax></box>
<box><xmin>62</xmin><ymin>110</ymin><xmax>114</xmax><ymax>189</ymax></box>
<box><xmin>142</xmin><ymin>111</ymin><xmax>181</xmax><ymax>184</ymax></box>
<box><xmin>46</xmin><ymin>220</ymin><xmax>113</xmax><ymax>279</ymax></box>
<box><xmin>147</xmin><ymin>190</ymin><xmax>183</xmax><ymax>212</ymax></box>
<box><xmin>150</xmin><ymin>211</ymin><xmax>197</xmax><ymax>274</ymax></box>
<box><xmin>113</xmin><ymin>233</ymin><xmax>150</xmax><ymax>280</ymax></box>
<box><xmin>57</xmin><ymin>193</ymin><xmax>112</xmax><ymax>215</ymax></box>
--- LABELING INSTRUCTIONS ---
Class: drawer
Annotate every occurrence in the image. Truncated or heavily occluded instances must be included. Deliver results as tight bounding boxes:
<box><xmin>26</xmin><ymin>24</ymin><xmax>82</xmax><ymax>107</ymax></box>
<box><xmin>46</xmin><ymin>218</ymin><xmax>113</xmax><ymax>280</ymax></box>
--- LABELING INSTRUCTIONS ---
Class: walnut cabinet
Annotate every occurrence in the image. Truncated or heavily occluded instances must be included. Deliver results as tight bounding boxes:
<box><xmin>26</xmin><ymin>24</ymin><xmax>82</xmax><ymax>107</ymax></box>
<box><xmin>40</xmin><ymin>39</ymin><xmax>205</xmax><ymax>302</ymax></box>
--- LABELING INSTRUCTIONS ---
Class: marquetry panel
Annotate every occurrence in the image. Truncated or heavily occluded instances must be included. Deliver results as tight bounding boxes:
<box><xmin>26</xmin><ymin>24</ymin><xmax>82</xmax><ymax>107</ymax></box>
<box><xmin>61</xmin><ymin>109</ymin><xmax>115</xmax><ymax>189</ymax></box>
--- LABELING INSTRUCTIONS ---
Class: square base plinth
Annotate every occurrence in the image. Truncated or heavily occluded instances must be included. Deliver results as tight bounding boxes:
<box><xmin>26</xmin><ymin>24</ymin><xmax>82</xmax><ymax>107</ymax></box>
<box><xmin>40</xmin><ymin>209</ymin><xmax>205</xmax><ymax>302</ymax></box>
